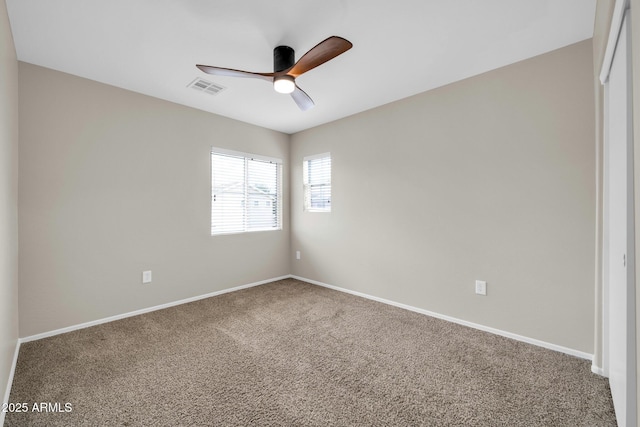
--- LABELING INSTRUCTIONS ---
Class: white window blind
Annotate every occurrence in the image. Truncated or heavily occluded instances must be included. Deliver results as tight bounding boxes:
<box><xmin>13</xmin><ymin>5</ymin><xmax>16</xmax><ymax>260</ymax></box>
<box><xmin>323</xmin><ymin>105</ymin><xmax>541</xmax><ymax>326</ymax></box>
<box><xmin>303</xmin><ymin>153</ymin><xmax>331</xmax><ymax>212</ymax></box>
<box><xmin>211</xmin><ymin>148</ymin><xmax>282</xmax><ymax>235</ymax></box>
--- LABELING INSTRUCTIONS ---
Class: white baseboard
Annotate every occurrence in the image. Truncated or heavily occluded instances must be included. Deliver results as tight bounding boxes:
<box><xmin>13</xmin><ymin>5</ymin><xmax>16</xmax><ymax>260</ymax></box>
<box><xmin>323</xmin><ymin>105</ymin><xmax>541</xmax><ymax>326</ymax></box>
<box><xmin>1</xmin><ymin>339</ymin><xmax>21</xmax><ymax>426</ymax></box>
<box><xmin>20</xmin><ymin>275</ymin><xmax>290</xmax><ymax>343</ymax></box>
<box><xmin>17</xmin><ymin>273</ymin><xmax>594</xmax><ymax>362</ymax></box>
<box><xmin>290</xmin><ymin>275</ymin><xmax>594</xmax><ymax>361</ymax></box>
<box><xmin>591</xmin><ymin>364</ymin><xmax>605</xmax><ymax>376</ymax></box>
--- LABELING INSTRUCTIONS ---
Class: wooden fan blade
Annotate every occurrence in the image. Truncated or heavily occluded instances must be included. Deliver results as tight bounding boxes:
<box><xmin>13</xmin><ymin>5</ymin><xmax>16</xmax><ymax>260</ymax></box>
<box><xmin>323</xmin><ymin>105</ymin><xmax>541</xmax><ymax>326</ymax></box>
<box><xmin>290</xmin><ymin>85</ymin><xmax>315</xmax><ymax>111</ymax></box>
<box><xmin>196</xmin><ymin>65</ymin><xmax>274</xmax><ymax>82</ymax></box>
<box><xmin>288</xmin><ymin>36</ymin><xmax>352</xmax><ymax>77</ymax></box>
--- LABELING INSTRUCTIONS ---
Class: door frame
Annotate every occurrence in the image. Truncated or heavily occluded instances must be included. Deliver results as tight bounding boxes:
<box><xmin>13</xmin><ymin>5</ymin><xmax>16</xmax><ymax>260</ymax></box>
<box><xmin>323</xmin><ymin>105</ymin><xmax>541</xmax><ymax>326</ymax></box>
<box><xmin>600</xmin><ymin>1</ymin><xmax>637</xmax><ymax>426</ymax></box>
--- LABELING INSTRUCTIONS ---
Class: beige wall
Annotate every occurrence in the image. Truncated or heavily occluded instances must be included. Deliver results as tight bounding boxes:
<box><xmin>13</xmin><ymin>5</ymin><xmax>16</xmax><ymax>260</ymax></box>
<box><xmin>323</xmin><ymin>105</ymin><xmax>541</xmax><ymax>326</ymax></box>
<box><xmin>291</xmin><ymin>40</ymin><xmax>596</xmax><ymax>353</ymax></box>
<box><xmin>0</xmin><ymin>0</ymin><xmax>19</xmax><ymax>407</ymax></box>
<box><xmin>18</xmin><ymin>63</ymin><xmax>290</xmax><ymax>337</ymax></box>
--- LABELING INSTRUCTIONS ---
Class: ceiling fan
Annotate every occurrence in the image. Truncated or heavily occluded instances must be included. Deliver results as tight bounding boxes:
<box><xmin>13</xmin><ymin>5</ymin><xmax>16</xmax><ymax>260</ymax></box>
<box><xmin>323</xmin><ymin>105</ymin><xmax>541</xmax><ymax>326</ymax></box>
<box><xmin>196</xmin><ymin>36</ymin><xmax>353</xmax><ymax>111</ymax></box>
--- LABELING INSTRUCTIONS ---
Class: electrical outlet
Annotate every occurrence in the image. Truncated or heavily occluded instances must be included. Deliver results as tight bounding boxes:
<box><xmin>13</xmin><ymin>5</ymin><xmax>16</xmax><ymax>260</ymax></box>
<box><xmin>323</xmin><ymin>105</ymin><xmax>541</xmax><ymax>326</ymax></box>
<box><xmin>296</xmin><ymin>251</ymin><xmax>301</xmax><ymax>260</ymax></box>
<box><xmin>142</xmin><ymin>270</ymin><xmax>152</xmax><ymax>284</ymax></box>
<box><xmin>475</xmin><ymin>280</ymin><xmax>487</xmax><ymax>296</ymax></box>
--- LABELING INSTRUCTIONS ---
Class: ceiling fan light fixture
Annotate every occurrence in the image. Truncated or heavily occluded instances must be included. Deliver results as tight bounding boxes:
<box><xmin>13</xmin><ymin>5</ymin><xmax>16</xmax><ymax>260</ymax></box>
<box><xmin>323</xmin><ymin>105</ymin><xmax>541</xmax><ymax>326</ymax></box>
<box><xmin>274</xmin><ymin>75</ymin><xmax>295</xmax><ymax>94</ymax></box>
<box><xmin>197</xmin><ymin>36</ymin><xmax>352</xmax><ymax>110</ymax></box>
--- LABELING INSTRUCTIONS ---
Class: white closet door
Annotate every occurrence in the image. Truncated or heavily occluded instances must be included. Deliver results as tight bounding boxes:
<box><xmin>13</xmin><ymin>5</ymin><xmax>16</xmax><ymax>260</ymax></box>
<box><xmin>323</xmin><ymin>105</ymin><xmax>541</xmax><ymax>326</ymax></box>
<box><xmin>606</xmin><ymin>10</ymin><xmax>636</xmax><ymax>427</ymax></box>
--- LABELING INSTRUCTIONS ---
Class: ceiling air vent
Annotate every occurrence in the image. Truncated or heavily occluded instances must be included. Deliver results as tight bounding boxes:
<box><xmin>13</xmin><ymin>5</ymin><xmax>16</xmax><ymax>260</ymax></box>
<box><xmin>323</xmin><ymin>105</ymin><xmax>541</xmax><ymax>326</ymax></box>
<box><xmin>187</xmin><ymin>77</ymin><xmax>226</xmax><ymax>96</ymax></box>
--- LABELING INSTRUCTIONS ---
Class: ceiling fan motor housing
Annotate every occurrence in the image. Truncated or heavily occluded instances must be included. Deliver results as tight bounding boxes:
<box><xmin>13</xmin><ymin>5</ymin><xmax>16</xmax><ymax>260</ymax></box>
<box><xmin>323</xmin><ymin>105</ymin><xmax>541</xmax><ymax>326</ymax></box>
<box><xmin>274</xmin><ymin>46</ymin><xmax>295</xmax><ymax>73</ymax></box>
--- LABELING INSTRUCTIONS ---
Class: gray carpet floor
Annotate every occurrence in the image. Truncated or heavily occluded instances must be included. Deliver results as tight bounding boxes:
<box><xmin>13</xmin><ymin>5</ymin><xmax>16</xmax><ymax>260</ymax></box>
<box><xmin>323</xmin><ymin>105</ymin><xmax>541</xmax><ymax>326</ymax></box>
<box><xmin>5</xmin><ymin>278</ymin><xmax>616</xmax><ymax>426</ymax></box>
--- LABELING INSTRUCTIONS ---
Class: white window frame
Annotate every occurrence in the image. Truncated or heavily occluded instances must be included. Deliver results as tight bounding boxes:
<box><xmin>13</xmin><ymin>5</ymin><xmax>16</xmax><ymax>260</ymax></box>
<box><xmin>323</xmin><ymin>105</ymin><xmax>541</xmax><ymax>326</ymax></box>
<box><xmin>303</xmin><ymin>152</ymin><xmax>331</xmax><ymax>212</ymax></box>
<box><xmin>211</xmin><ymin>147</ymin><xmax>282</xmax><ymax>236</ymax></box>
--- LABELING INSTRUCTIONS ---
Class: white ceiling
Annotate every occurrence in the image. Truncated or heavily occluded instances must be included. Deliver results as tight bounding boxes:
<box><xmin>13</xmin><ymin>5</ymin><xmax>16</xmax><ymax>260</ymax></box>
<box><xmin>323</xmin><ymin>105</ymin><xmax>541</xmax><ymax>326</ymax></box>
<box><xmin>6</xmin><ymin>0</ymin><xmax>596</xmax><ymax>134</ymax></box>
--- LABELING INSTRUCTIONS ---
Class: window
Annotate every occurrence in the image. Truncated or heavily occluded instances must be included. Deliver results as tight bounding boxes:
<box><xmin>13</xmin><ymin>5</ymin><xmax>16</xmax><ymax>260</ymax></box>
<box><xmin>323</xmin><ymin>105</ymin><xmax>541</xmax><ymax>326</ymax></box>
<box><xmin>211</xmin><ymin>148</ymin><xmax>282</xmax><ymax>235</ymax></box>
<box><xmin>303</xmin><ymin>153</ymin><xmax>331</xmax><ymax>212</ymax></box>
